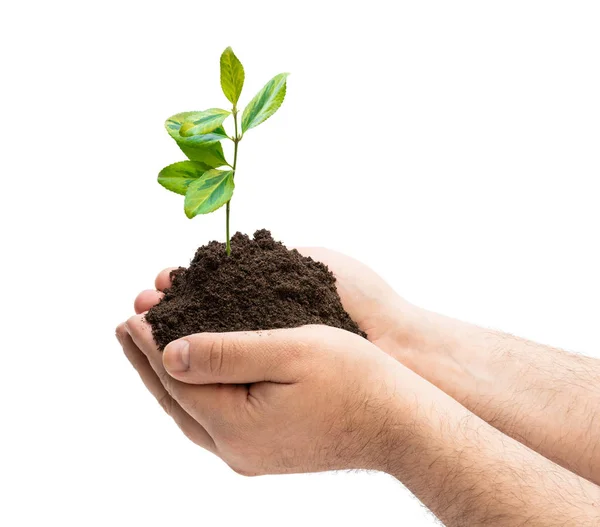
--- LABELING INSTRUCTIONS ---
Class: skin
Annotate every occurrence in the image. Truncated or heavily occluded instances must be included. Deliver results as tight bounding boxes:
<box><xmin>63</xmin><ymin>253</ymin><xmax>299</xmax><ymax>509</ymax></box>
<box><xmin>120</xmin><ymin>249</ymin><xmax>600</xmax><ymax>526</ymax></box>
<box><xmin>296</xmin><ymin>248</ymin><xmax>600</xmax><ymax>486</ymax></box>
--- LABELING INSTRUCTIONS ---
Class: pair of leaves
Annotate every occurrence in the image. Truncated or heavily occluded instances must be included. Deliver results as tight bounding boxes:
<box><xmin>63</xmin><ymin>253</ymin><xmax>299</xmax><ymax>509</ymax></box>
<box><xmin>174</xmin><ymin>46</ymin><xmax>245</xmax><ymax>145</ymax></box>
<box><xmin>159</xmin><ymin>47</ymin><xmax>289</xmax><ymax>223</ymax></box>
<box><xmin>220</xmin><ymin>47</ymin><xmax>289</xmax><ymax>133</ymax></box>
<box><xmin>173</xmin><ymin>48</ymin><xmax>289</xmax><ymax>145</ymax></box>
<box><xmin>165</xmin><ymin>112</ymin><xmax>228</xmax><ymax>168</ymax></box>
<box><xmin>158</xmin><ymin>162</ymin><xmax>234</xmax><ymax>218</ymax></box>
<box><xmin>163</xmin><ymin>111</ymin><xmax>233</xmax><ymax>218</ymax></box>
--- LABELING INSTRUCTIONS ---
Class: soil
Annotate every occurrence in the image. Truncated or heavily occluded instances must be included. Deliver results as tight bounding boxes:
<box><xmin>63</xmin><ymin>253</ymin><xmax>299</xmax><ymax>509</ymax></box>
<box><xmin>146</xmin><ymin>229</ymin><xmax>365</xmax><ymax>350</ymax></box>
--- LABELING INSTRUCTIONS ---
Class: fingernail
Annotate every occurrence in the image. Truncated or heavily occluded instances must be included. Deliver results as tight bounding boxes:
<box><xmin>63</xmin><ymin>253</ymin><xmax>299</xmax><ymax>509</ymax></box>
<box><xmin>165</xmin><ymin>340</ymin><xmax>190</xmax><ymax>372</ymax></box>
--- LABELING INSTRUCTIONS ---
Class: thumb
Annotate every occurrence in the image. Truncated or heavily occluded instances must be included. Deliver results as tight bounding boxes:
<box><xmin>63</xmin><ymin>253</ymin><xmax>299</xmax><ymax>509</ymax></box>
<box><xmin>163</xmin><ymin>326</ymin><xmax>321</xmax><ymax>385</ymax></box>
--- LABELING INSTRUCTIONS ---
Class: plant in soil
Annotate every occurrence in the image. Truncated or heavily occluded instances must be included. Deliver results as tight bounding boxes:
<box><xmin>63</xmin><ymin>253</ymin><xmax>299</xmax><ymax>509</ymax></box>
<box><xmin>158</xmin><ymin>46</ymin><xmax>287</xmax><ymax>256</ymax></box>
<box><xmin>147</xmin><ymin>47</ymin><xmax>364</xmax><ymax>348</ymax></box>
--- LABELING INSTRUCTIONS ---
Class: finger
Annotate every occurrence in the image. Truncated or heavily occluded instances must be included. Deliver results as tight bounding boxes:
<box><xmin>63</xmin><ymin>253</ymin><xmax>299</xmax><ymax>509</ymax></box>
<box><xmin>162</xmin><ymin>326</ymin><xmax>327</xmax><ymax>385</ymax></box>
<box><xmin>116</xmin><ymin>323</ymin><xmax>216</xmax><ymax>452</ymax></box>
<box><xmin>155</xmin><ymin>267</ymin><xmax>179</xmax><ymax>291</ymax></box>
<box><xmin>134</xmin><ymin>289</ymin><xmax>164</xmax><ymax>314</ymax></box>
<box><xmin>124</xmin><ymin>315</ymin><xmax>173</xmax><ymax>387</ymax></box>
<box><xmin>124</xmin><ymin>315</ymin><xmax>246</xmax><ymax>424</ymax></box>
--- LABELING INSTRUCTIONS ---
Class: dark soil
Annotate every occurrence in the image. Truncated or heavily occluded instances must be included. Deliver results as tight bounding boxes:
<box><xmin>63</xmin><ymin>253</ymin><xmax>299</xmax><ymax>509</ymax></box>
<box><xmin>146</xmin><ymin>229</ymin><xmax>365</xmax><ymax>350</ymax></box>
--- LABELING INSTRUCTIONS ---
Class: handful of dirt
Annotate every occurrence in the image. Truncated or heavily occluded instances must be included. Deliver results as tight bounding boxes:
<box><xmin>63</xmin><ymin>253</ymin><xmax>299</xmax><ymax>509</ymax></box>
<box><xmin>146</xmin><ymin>229</ymin><xmax>365</xmax><ymax>350</ymax></box>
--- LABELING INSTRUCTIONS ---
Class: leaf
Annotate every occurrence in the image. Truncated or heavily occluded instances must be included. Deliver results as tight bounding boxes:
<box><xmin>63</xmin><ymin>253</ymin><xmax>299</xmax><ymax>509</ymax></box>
<box><xmin>181</xmin><ymin>129</ymin><xmax>228</xmax><ymax>144</ymax></box>
<box><xmin>165</xmin><ymin>111</ymin><xmax>202</xmax><ymax>139</ymax></box>
<box><xmin>220</xmin><ymin>47</ymin><xmax>245</xmax><ymax>105</ymax></box>
<box><xmin>241</xmin><ymin>73</ymin><xmax>289</xmax><ymax>132</ymax></box>
<box><xmin>184</xmin><ymin>169</ymin><xmax>235</xmax><ymax>218</ymax></box>
<box><xmin>179</xmin><ymin>108</ymin><xmax>230</xmax><ymax>137</ymax></box>
<box><xmin>157</xmin><ymin>161</ymin><xmax>211</xmax><ymax>195</ymax></box>
<box><xmin>178</xmin><ymin>142</ymin><xmax>228</xmax><ymax>167</ymax></box>
<box><xmin>165</xmin><ymin>112</ymin><xmax>229</xmax><ymax>167</ymax></box>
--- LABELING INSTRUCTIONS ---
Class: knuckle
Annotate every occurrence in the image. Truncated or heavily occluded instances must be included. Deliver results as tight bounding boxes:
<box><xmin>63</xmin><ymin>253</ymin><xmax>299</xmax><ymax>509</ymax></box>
<box><xmin>115</xmin><ymin>323</ymin><xmax>127</xmax><ymax>342</ymax></box>
<box><xmin>157</xmin><ymin>369</ymin><xmax>174</xmax><ymax>392</ymax></box>
<box><xmin>156</xmin><ymin>392</ymin><xmax>172</xmax><ymax>415</ymax></box>
<box><xmin>282</xmin><ymin>329</ymin><xmax>317</xmax><ymax>360</ymax></box>
<box><xmin>283</xmin><ymin>341</ymin><xmax>309</xmax><ymax>364</ymax></box>
<box><xmin>206</xmin><ymin>335</ymin><xmax>228</xmax><ymax>377</ymax></box>
<box><xmin>125</xmin><ymin>314</ymin><xmax>144</xmax><ymax>334</ymax></box>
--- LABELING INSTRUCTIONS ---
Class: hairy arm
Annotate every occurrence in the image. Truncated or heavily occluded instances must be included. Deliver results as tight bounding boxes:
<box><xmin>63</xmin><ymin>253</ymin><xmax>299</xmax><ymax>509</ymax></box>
<box><xmin>379</xmin><ymin>373</ymin><xmax>600</xmax><ymax>526</ymax></box>
<box><xmin>121</xmin><ymin>312</ymin><xmax>599</xmax><ymax>526</ymax></box>
<box><xmin>293</xmin><ymin>247</ymin><xmax>600</xmax><ymax>486</ymax></box>
<box><xmin>386</xmin><ymin>308</ymin><xmax>600</xmax><ymax>486</ymax></box>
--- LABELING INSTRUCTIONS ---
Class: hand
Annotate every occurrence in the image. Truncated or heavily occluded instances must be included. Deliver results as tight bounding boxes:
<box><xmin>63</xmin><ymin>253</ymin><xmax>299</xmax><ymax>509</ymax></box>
<box><xmin>295</xmin><ymin>248</ymin><xmax>414</xmax><ymax>353</ymax></box>
<box><xmin>133</xmin><ymin>248</ymin><xmax>420</xmax><ymax>357</ymax></box>
<box><xmin>124</xmin><ymin>253</ymin><xmax>600</xmax><ymax>523</ymax></box>
<box><xmin>116</xmin><ymin>318</ymin><xmax>405</xmax><ymax>476</ymax></box>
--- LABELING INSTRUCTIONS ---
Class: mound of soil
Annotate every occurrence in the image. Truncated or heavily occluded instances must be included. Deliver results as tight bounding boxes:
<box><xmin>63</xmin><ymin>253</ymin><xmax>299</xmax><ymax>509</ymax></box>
<box><xmin>146</xmin><ymin>229</ymin><xmax>365</xmax><ymax>350</ymax></box>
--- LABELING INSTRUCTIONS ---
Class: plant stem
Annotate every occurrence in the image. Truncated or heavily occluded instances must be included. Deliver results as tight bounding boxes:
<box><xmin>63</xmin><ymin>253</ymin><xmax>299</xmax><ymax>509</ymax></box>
<box><xmin>226</xmin><ymin>107</ymin><xmax>240</xmax><ymax>256</ymax></box>
<box><xmin>226</xmin><ymin>202</ymin><xmax>231</xmax><ymax>255</ymax></box>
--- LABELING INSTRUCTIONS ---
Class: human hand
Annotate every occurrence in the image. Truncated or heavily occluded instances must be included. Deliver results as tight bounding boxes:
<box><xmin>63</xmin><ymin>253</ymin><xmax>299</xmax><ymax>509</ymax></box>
<box><xmin>116</xmin><ymin>318</ymin><xmax>405</xmax><ymax>476</ymax></box>
<box><xmin>116</xmin><ymin>315</ymin><xmax>600</xmax><ymax>525</ymax></box>
<box><xmin>295</xmin><ymin>248</ymin><xmax>415</xmax><ymax>353</ymax></box>
<box><xmin>133</xmin><ymin>249</ymin><xmax>422</xmax><ymax>358</ymax></box>
<box><xmin>132</xmin><ymin>251</ymin><xmax>453</xmax><ymax>401</ymax></box>
<box><xmin>125</xmin><ymin>254</ymin><xmax>600</xmax><ymax>522</ymax></box>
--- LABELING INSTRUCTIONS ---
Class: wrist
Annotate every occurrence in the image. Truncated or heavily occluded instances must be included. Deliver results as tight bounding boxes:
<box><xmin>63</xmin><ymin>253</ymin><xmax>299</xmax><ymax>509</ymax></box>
<box><xmin>357</xmin><ymin>361</ymin><xmax>442</xmax><ymax>474</ymax></box>
<box><xmin>382</xmin><ymin>304</ymin><xmax>494</xmax><ymax>403</ymax></box>
<box><xmin>375</xmin><ymin>300</ymin><xmax>452</xmax><ymax>359</ymax></box>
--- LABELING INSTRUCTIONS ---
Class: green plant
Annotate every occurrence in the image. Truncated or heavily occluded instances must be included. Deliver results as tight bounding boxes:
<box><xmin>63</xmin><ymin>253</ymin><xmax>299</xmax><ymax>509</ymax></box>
<box><xmin>158</xmin><ymin>47</ymin><xmax>289</xmax><ymax>255</ymax></box>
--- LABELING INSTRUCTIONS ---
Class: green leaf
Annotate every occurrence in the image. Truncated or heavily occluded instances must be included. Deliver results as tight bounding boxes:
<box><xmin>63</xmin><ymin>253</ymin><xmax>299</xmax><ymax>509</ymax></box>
<box><xmin>241</xmin><ymin>73</ymin><xmax>289</xmax><ymax>132</ymax></box>
<box><xmin>184</xmin><ymin>169</ymin><xmax>235</xmax><ymax>218</ymax></box>
<box><xmin>179</xmin><ymin>108</ymin><xmax>230</xmax><ymax>137</ymax></box>
<box><xmin>158</xmin><ymin>161</ymin><xmax>211</xmax><ymax>195</ymax></box>
<box><xmin>178</xmin><ymin>142</ymin><xmax>228</xmax><ymax>167</ymax></box>
<box><xmin>220</xmin><ymin>47</ymin><xmax>245</xmax><ymax>105</ymax></box>
<box><xmin>182</xmin><ymin>130</ymin><xmax>228</xmax><ymax>144</ymax></box>
<box><xmin>165</xmin><ymin>112</ymin><xmax>229</xmax><ymax>167</ymax></box>
<box><xmin>165</xmin><ymin>111</ymin><xmax>202</xmax><ymax>138</ymax></box>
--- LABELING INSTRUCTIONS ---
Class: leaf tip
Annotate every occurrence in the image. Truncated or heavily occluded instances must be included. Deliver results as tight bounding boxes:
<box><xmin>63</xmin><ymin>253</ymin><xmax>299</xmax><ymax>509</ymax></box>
<box><xmin>184</xmin><ymin>204</ymin><xmax>195</xmax><ymax>219</ymax></box>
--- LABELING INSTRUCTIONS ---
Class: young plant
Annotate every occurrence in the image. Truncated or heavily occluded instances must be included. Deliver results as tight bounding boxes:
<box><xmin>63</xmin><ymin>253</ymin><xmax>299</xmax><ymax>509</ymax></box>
<box><xmin>158</xmin><ymin>47</ymin><xmax>289</xmax><ymax>255</ymax></box>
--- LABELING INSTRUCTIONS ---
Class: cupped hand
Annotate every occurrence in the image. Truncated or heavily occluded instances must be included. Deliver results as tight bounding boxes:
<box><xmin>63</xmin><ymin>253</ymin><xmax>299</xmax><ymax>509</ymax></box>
<box><xmin>116</xmin><ymin>318</ymin><xmax>405</xmax><ymax>476</ymax></box>
<box><xmin>133</xmin><ymin>248</ymin><xmax>421</xmax><ymax>357</ymax></box>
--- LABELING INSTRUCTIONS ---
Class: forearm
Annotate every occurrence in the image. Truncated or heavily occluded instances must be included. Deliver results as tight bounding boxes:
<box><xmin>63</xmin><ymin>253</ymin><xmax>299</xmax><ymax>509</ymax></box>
<box><xmin>385</xmin><ymin>305</ymin><xmax>600</xmax><ymax>485</ymax></box>
<box><xmin>376</xmin><ymin>369</ymin><xmax>600</xmax><ymax>526</ymax></box>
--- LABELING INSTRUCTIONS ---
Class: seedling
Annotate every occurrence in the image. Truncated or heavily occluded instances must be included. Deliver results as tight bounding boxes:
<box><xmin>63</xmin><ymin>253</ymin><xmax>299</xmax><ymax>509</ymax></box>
<box><xmin>158</xmin><ymin>47</ymin><xmax>289</xmax><ymax>255</ymax></box>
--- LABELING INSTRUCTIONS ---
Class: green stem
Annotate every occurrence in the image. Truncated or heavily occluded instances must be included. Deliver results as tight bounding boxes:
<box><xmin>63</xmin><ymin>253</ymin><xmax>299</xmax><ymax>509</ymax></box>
<box><xmin>226</xmin><ymin>202</ymin><xmax>231</xmax><ymax>255</ymax></box>
<box><xmin>226</xmin><ymin>107</ymin><xmax>240</xmax><ymax>256</ymax></box>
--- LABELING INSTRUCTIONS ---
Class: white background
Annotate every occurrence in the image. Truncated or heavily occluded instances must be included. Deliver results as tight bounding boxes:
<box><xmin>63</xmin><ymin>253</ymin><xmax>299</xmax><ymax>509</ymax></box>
<box><xmin>1</xmin><ymin>1</ymin><xmax>599</xmax><ymax>525</ymax></box>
